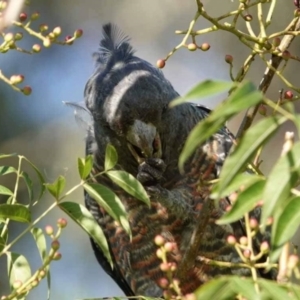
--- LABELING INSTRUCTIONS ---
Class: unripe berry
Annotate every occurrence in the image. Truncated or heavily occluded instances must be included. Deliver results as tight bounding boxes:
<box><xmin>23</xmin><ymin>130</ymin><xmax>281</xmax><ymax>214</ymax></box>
<box><xmin>170</xmin><ymin>262</ymin><xmax>177</xmax><ymax>272</ymax></box>
<box><xmin>294</xmin><ymin>8</ymin><xmax>300</xmax><ymax>17</ymax></box>
<box><xmin>160</xmin><ymin>262</ymin><xmax>170</xmax><ymax>272</ymax></box>
<box><xmin>158</xmin><ymin>277</ymin><xmax>169</xmax><ymax>288</ymax></box>
<box><xmin>51</xmin><ymin>240</ymin><xmax>60</xmax><ymax>250</ymax></box>
<box><xmin>258</xmin><ymin>104</ymin><xmax>267</xmax><ymax>116</ymax></box>
<box><xmin>200</xmin><ymin>43</ymin><xmax>210</xmax><ymax>51</ymax></box>
<box><xmin>260</xmin><ymin>241</ymin><xmax>269</xmax><ymax>253</ymax></box>
<box><xmin>187</xmin><ymin>43</ymin><xmax>197</xmax><ymax>51</ymax></box>
<box><xmin>249</xmin><ymin>218</ymin><xmax>258</xmax><ymax>229</ymax></box>
<box><xmin>31</xmin><ymin>279</ymin><xmax>39</xmax><ymax>287</ymax></box>
<box><xmin>32</xmin><ymin>44</ymin><xmax>41</xmax><ymax>53</ymax></box>
<box><xmin>225</xmin><ymin>54</ymin><xmax>233</xmax><ymax>64</ymax></box>
<box><xmin>15</xmin><ymin>32</ymin><xmax>23</xmax><ymax>41</ymax></box>
<box><xmin>4</xmin><ymin>33</ymin><xmax>13</xmax><ymax>42</ymax></box>
<box><xmin>39</xmin><ymin>270</ymin><xmax>46</xmax><ymax>278</ymax></box>
<box><xmin>282</xmin><ymin>50</ymin><xmax>291</xmax><ymax>60</ymax></box>
<box><xmin>164</xmin><ymin>242</ymin><xmax>175</xmax><ymax>252</ymax></box>
<box><xmin>154</xmin><ymin>235</ymin><xmax>165</xmax><ymax>246</ymax></box>
<box><xmin>53</xmin><ymin>252</ymin><xmax>62</xmax><ymax>260</ymax></box>
<box><xmin>74</xmin><ymin>29</ymin><xmax>83</xmax><ymax>38</ymax></box>
<box><xmin>31</xmin><ymin>12</ymin><xmax>40</xmax><ymax>21</ymax></box>
<box><xmin>239</xmin><ymin>236</ymin><xmax>248</xmax><ymax>246</ymax></box>
<box><xmin>284</xmin><ymin>90</ymin><xmax>293</xmax><ymax>100</ymax></box>
<box><xmin>184</xmin><ymin>293</ymin><xmax>197</xmax><ymax>300</ymax></box>
<box><xmin>156</xmin><ymin>248</ymin><xmax>163</xmax><ymax>259</ymax></box>
<box><xmin>22</xmin><ymin>86</ymin><xmax>32</xmax><ymax>96</ymax></box>
<box><xmin>53</xmin><ymin>26</ymin><xmax>62</xmax><ymax>37</ymax></box>
<box><xmin>227</xmin><ymin>235</ymin><xmax>236</xmax><ymax>245</ymax></box>
<box><xmin>156</xmin><ymin>59</ymin><xmax>165</xmax><ymax>69</ymax></box>
<box><xmin>273</xmin><ymin>37</ymin><xmax>281</xmax><ymax>47</ymax></box>
<box><xmin>243</xmin><ymin>249</ymin><xmax>251</xmax><ymax>258</ymax></box>
<box><xmin>39</xmin><ymin>24</ymin><xmax>48</xmax><ymax>32</ymax></box>
<box><xmin>19</xmin><ymin>12</ymin><xmax>27</xmax><ymax>22</ymax></box>
<box><xmin>243</xmin><ymin>14</ymin><xmax>253</xmax><ymax>21</ymax></box>
<box><xmin>12</xmin><ymin>280</ymin><xmax>22</xmax><ymax>289</ymax></box>
<box><xmin>43</xmin><ymin>38</ymin><xmax>51</xmax><ymax>47</ymax></box>
<box><xmin>57</xmin><ymin>218</ymin><xmax>67</xmax><ymax>228</ymax></box>
<box><xmin>10</xmin><ymin>74</ymin><xmax>24</xmax><ymax>84</ymax></box>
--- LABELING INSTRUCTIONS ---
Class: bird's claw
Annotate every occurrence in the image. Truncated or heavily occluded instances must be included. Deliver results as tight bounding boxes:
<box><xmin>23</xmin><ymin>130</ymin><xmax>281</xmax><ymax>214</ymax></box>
<box><xmin>137</xmin><ymin>158</ymin><xmax>166</xmax><ymax>186</ymax></box>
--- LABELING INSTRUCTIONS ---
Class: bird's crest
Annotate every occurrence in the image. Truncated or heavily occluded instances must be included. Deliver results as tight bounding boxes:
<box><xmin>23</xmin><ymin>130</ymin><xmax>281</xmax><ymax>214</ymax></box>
<box><xmin>93</xmin><ymin>23</ymin><xmax>135</xmax><ymax>66</ymax></box>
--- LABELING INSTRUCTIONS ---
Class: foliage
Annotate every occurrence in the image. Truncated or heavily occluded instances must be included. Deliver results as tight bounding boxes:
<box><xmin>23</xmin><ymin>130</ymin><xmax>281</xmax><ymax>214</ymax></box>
<box><xmin>1</xmin><ymin>0</ymin><xmax>300</xmax><ymax>300</ymax></box>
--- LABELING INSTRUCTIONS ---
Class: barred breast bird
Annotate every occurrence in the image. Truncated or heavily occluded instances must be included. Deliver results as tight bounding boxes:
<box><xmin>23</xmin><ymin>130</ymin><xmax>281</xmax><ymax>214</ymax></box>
<box><xmin>83</xmin><ymin>23</ymin><xmax>274</xmax><ymax>297</ymax></box>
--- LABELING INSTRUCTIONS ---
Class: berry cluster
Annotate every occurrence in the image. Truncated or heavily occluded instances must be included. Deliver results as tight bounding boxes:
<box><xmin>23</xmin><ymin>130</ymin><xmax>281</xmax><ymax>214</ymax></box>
<box><xmin>0</xmin><ymin>218</ymin><xmax>68</xmax><ymax>300</ymax></box>
<box><xmin>0</xmin><ymin>1</ymin><xmax>83</xmax><ymax>95</ymax></box>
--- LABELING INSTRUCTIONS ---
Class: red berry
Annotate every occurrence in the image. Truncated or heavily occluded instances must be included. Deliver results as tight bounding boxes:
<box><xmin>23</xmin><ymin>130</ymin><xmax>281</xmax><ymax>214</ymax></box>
<box><xmin>158</xmin><ymin>277</ymin><xmax>169</xmax><ymax>288</ymax></box>
<box><xmin>19</xmin><ymin>12</ymin><xmax>27</xmax><ymax>22</ymax></box>
<box><xmin>243</xmin><ymin>249</ymin><xmax>251</xmax><ymax>258</ymax></box>
<box><xmin>225</xmin><ymin>54</ymin><xmax>233</xmax><ymax>64</ymax></box>
<box><xmin>65</xmin><ymin>35</ymin><xmax>73</xmax><ymax>45</ymax></box>
<box><xmin>22</xmin><ymin>86</ymin><xmax>32</xmax><ymax>96</ymax></box>
<box><xmin>200</xmin><ymin>43</ymin><xmax>210</xmax><ymax>51</ymax></box>
<box><xmin>156</xmin><ymin>59</ymin><xmax>166</xmax><ymax>69</ymax></box>
<box><xmin>74</xmin><ymin>29</ymin><xmax>83</xmax><ymax>38</ymax></box>
<box><xmin>244</xmin><ymin>14</ymin><xmax>253</xmax><ymax>21</ymax></box>
<box><xmin>160</xmin><ymin>262</ymin><xmax>170</xmax><ymax>272</ymax></box>
<box><xmin>260</xmin><ymin>241</ymin><xmax>269</xmax><ymax>253</ymax></box>
<box><xmin>249</xmin><ymin>218</ymin><xmax>258</xmax><ymax>229</ymax></box>
<box><xmin>164</xmin><ymin>242</ymin><xmax>175</xmax><ymax>252</ymax></box>
<box><xmin>282</xmin><ymin>50</ymin><xmax>291</xmax><ymax>60</ymax></box>
<box><xmin>284</xmin><ymin>90</ymin><xmax>293</xmax><ymax>99</ymax></box>
<box><xmin>51</xmin><ymin>240</ymin><xmax>60</xmax><ymax>250</ymax></box>
<box><xmin>57</xmin><ymin>218</ymin><xmax>67</xmax><ymax>228</ymax></box>
<box><xmin>258</xmin><ymin>104</ymin><xmax>267</xmax><ymax>116</ymax></box>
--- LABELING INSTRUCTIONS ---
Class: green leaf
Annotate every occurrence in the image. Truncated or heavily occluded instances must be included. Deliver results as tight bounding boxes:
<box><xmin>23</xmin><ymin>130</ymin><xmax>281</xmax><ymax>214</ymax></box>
<box><xmin>105</xmin><ymin>144</ymin><xmax>118</xmax><ymax>171</ymax></box>
<box><xmin>21</xmin><ymin>171</ymin><xmax>34</xmax><ymax>204</ymax></box>
<box><xmin>211</xmin><ymin>173</ymin><xmax>264</xmax><ymax>199</ymax></box>
<box><xmin>31</xmin><ymin>227</ymin><xmax>51</xmax><ymax>298</ymax></box>
<box><xmin>178</xmin><ymin>81</ymin><xmax>263</xmax><ymax>170</ymax></box>
<box><xmin>106</xmin><ymin>170</ymin><xmax>150</xmax><ymax>206</ymax></box>
<box><xmin>0</xmin><ymin>166</ymin><xmax>16</xmax><ymax>176</ymax></box>
<box><xmin>7</xmin><ymin>252</ymin><xmax>31</xmax><ymax>289</ymax></box>
<box><xmin>31</xmin><ymin>228</ymin><xmax>47</xmax><ymax>262</ymax></box>
<box><xmin>217</xmin><ymin>116</ymin><xmax>285</xmax><ymax>195</ymax></box>
<box><xmin>83</xmin><ymin>183</ymin><xmax>131</xmax><ymax>236</ymax></box>
<box><xmin>217</xmin><ymin>180</ymin><xmax>265</xmax><ymax>225</ymax></box>
<box><xmin>0</xmin><ymin>185</ymin><xmax>13</xmax><ymax>196</ymax></box>
<box><xmin>262</xmin><ymin>142</ymin><xmax>300</xmax><ymax>227</ymax></box>
<box><xmin>271</xmin><ymin>196</ymin><xmax>300</xmax><ymax>260</ymax></box>
<box><xmin>170</xmin><ymin>80</ymin><xmax>234</xmax><ymax>107</ymax></box>
<box><xmin>45</xmin><ymin>175</ymin><xmax>66</xmax><ymax>199</ymax></box>
<box><xmin>23</xmin><ymin>156</ymin><xmax>45</xmax><ymax>200</ymax></box>
<box><xmin>259</xmin><ymin>279</ymin><xmax>293</xmax><ymax>300</ymax></box>
<box><xmin>59</xmin><ymin>202</ymin><xmax>112</xmax><ymax>267</ymax></box>
<box><xmin>195</xmin><ymin>276</ymin><xmax>257</xmax><ymax>300</ymax></box>
<box><xmin>0</xmin><ymin>204</ymin><xmax>31</xmax><ymax>223</ymax></box>
<box><xmin>78</xmin><ymin>155</ymin><xmax>93</xmax><ymax>180</ymax></box>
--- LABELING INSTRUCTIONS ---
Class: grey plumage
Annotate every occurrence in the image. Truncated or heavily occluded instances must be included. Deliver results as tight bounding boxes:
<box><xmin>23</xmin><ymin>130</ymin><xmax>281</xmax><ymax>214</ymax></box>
<box><xmin>81</xmin><ymin>23</ymin><xmax>275</xmax><ymax>297</ymax></box>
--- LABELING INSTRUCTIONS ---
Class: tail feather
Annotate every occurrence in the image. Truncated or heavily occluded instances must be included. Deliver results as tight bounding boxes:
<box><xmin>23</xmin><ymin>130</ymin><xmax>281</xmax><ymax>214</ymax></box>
<box><xmin>93</xmin><ymin>23</ymin><xmax>135</xmax><ymax>65</ymax></box>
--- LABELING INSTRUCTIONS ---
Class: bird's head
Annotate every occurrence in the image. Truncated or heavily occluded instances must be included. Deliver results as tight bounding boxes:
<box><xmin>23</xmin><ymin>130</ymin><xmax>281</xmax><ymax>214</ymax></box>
<box><xmin>85</xmin><ymin>24</ymin><xmax>180</xmax><ymax>166</ymax></box>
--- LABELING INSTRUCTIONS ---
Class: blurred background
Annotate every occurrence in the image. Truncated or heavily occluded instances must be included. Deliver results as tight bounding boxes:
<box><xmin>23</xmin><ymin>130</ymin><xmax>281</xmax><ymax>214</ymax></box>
<box><xmin>0</xmin><ymin>1</ymin><xmax>299</xmax><ymax>299</ymax></box>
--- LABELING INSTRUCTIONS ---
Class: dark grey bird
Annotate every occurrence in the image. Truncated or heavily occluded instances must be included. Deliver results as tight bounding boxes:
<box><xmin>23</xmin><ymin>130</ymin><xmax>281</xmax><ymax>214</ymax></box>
<box><xmin>81</xmin><ymin>23</ymin><xmax>274</xmax><ymax>297</ymax></box>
